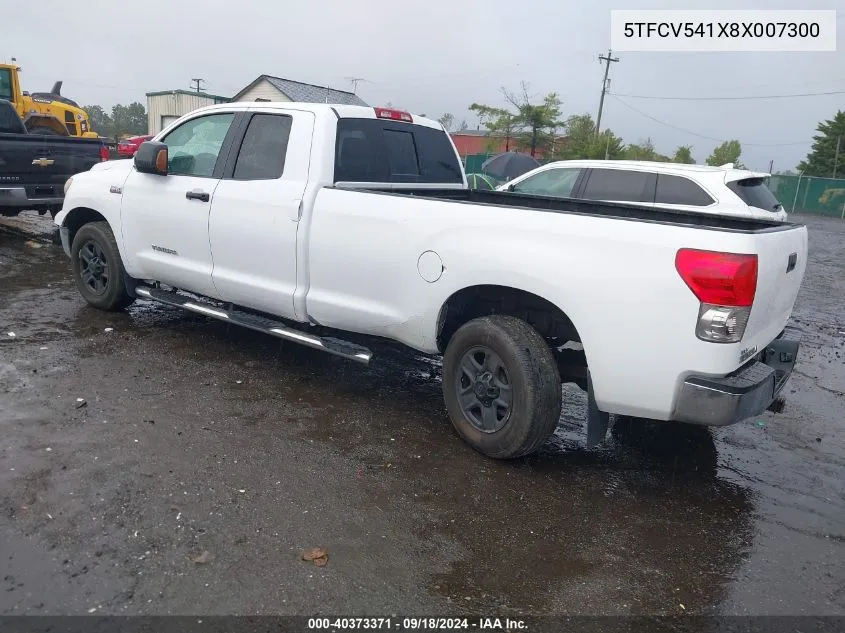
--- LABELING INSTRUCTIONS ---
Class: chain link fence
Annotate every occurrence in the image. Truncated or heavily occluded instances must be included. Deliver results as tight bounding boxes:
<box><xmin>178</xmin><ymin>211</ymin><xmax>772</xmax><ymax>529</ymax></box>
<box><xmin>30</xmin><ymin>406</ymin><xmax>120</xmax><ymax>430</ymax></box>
<box><xmin>769</xmin><ymin>174</ymin><xmax>845</xmax><ymax>218</ymax></box>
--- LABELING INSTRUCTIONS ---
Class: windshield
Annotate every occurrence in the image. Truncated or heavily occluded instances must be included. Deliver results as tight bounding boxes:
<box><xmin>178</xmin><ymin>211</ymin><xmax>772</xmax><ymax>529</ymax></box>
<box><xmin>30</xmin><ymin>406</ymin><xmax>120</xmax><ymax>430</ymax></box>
<box><xmin>728</xmin><ymin>177</ymin><xmax>783</xmax><ymax>212</ymax></box>
<box><xmin>0</xmin><ymin>68</ymin><xmax>12</xmax><ymax>102</ymax></box>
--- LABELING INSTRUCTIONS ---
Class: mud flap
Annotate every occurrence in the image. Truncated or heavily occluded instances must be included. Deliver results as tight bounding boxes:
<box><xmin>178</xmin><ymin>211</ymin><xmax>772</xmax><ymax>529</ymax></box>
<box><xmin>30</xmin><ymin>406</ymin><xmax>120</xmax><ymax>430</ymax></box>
<box><xmin>586</xmin><ymin>371</ymin><xmax>609</xmax><ymax>447</ymax></box>
<box><xmin>124</xmin><ymin>273</ymin><xmax>140</xmax><ymax>299</ymax></box>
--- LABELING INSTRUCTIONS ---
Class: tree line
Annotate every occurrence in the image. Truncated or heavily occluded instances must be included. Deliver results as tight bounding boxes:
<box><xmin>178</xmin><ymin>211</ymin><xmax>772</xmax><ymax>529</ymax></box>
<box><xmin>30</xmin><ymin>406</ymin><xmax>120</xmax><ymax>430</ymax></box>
<box><xmin>438</xmin><ymin>82</ymin><xmax>744</xmax><ymax>167</ymax></box>
<box><xmin>83</xmin><ymin>102</ymin><xmax>147</xmax><ymax>140</ymax></box>
<box><xmin>797</xmin><ymin>111</ymin><xmax>845</xmax><ymax>178</ymax></box>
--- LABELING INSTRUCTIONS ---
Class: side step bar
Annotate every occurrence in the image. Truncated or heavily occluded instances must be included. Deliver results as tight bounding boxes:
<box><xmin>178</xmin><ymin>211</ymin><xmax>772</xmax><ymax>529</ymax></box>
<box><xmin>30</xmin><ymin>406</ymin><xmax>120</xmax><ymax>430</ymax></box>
<box><xmin>134</xmin><ymin>286</ymin><xmax>373</xmax><ymax>365</ymax></box>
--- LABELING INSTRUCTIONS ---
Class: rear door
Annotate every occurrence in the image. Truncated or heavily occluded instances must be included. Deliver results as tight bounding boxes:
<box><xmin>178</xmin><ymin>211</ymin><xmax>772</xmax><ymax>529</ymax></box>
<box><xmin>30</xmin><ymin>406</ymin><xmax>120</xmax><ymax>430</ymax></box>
<box><xmin>579</xmin><ymin>167</ymin><xmax>656</xmax><ymax>206</ymax></box>
<box><xmin>208</xmin><ymin>108</ymin><xmax>314</xmax><ymax>319</ymax></box>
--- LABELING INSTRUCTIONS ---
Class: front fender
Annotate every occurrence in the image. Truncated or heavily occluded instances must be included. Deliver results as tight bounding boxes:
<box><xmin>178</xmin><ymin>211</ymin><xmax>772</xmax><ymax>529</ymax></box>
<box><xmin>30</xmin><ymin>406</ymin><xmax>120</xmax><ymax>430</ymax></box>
<box><xmin>54</xmin><ymin>168</ymin><xmax>134</xmax><ymax>272</ymax></box>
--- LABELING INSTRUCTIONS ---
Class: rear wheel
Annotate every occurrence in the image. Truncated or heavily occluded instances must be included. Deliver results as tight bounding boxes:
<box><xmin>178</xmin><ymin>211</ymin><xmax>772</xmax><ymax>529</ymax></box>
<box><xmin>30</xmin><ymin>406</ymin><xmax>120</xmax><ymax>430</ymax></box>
<box><xmin>442</xmin><ymin>315</ymin><xmax>562</xmax><ymax>459</ymax></box>
<box><xmin>70</xmin><ymin>221</ymin><xmax>134</xmax><ymax>311</ymax></box>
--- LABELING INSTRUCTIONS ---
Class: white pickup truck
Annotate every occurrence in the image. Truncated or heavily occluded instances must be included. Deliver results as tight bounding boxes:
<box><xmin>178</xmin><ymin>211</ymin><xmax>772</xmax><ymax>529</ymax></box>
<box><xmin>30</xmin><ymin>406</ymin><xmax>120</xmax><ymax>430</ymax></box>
<box><xmin>55</xmin><ymin>102</ymin><xmax>807</xmax><ymax>459</ymax></box>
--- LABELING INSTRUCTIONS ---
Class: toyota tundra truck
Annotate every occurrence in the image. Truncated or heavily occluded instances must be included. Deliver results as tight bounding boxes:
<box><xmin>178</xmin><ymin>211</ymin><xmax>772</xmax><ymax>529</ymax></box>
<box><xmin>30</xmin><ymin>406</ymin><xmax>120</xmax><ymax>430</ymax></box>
<box><xmin>54</xmin><ymin>102</ymin><xmax>807</xmax><ymax>459</ymax></box>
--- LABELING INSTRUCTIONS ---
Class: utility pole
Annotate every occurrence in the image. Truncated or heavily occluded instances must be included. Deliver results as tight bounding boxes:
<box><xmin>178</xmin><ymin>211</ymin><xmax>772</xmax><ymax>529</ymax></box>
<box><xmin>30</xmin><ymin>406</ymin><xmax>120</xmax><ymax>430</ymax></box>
<box><xmin>595</xmin><ymin>49</ymin><xmax>619</xmax><ymax>137</ymax></box>
<box><xmin>833</xmin><ymin>135</ymin><xmax>842</xmax><ymax>178</ymax></box>
<box><xmin>345</xmin><ymin>77</ymin><xmax>367</xmax><ymax>94</ymax></box>
<box><xmin>190</xmin><ymin>78</ymin><xmax>206</xmax><ymax>93</ymax></box>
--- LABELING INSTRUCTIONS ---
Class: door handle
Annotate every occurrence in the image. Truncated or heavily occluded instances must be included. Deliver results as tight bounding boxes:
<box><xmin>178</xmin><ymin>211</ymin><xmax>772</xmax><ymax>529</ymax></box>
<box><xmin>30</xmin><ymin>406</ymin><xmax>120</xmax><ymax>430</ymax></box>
<box><xmin>186</xmin><ymin>190</ymin><xmax>210</xmax><ymax>202</ymax></box>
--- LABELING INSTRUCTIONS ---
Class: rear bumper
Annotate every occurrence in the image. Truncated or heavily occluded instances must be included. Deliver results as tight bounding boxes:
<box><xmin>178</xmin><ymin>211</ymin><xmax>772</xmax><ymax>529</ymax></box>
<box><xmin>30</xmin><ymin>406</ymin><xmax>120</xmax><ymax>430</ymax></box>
<box><xmin>0</xmin><ymin>186</ymin><xmax>63</xmax><ymax>211</ymax></box>
<box><xmin>672</xmin><ymin>326</ymin><xmax>802</xmax><ymax>426</ymax></box>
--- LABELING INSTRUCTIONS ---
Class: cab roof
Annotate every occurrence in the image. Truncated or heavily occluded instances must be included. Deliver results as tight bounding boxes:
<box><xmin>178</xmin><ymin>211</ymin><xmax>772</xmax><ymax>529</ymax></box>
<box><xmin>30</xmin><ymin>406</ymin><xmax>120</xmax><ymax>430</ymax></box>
<box><xmin>183</xmin><ymin>101</ymin><xmax>445</xmax><ymax>131</ymax></box>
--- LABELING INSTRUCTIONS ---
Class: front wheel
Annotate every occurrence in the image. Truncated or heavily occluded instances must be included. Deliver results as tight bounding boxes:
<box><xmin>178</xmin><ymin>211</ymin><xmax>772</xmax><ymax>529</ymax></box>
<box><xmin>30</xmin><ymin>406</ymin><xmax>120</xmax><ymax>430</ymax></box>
<box><xmin>70</xmin><ymin>221</ymin><xmax>134</xmax><ymax>311</ymax></box>
<box><xmin>442</xmin><ymin>316</ymin><xmax>562</xmax><ymax>459</ymax></box>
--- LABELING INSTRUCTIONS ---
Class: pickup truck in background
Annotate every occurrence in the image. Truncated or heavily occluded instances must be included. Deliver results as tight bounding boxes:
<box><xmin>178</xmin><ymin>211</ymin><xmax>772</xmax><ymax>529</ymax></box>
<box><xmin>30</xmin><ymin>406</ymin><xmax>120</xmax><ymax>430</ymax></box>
<box><xmin>55</xmin><ymin>102</ymin><xmax>808</xmax><ymax>459</ymax></box>
<box><xmin>0</xmin><ymin>98</ymin><xmax>107</xmax><ymax>218</ymax></box>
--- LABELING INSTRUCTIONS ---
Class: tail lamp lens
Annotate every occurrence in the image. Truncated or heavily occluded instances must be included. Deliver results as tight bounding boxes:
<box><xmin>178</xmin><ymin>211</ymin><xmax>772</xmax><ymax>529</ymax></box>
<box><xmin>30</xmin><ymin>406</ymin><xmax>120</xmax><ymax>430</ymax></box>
<box><xmin>676</xmin><ymin>249</ymin><xmax>758</xmax><ymax>343</ymax></box>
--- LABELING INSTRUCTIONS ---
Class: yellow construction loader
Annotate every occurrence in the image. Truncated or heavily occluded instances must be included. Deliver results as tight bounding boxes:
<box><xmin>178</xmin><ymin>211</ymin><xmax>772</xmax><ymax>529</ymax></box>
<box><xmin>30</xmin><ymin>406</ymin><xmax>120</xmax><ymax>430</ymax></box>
<box><xmin>0</xmin><ymin>61</ymin><xmax>98</xmax><ymax>137</ymax></box>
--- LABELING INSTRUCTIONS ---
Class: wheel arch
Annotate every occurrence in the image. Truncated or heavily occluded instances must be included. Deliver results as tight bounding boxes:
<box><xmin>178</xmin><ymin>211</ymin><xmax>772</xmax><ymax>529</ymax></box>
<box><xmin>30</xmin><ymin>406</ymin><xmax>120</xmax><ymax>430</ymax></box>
<box><xmin>60</xmin><ymin>206</ymin><xmax>110</xmax><ymax>247</ymax></box>
<box><xmin>435</xmin><ymin>284</ymin><xmax>582</xmax><ymax>353</ymax></box>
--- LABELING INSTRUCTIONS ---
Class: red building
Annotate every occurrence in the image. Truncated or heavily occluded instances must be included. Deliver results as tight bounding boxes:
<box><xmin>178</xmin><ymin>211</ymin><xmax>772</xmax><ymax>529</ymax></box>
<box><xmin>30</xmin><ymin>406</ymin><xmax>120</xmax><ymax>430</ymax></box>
<box><xmin>450</xmin><ymin>130</ymin><xmax>568</xmax><ymax>159</ymax></box>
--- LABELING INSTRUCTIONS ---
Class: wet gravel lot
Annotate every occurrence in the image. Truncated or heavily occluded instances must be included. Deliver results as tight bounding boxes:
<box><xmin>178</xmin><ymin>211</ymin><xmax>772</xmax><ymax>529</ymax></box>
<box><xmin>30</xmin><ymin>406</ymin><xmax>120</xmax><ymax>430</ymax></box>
<box><xmin>0</xmin><ymin>211</ymin><xmax>843</xmax><ymax>617</ymax></box>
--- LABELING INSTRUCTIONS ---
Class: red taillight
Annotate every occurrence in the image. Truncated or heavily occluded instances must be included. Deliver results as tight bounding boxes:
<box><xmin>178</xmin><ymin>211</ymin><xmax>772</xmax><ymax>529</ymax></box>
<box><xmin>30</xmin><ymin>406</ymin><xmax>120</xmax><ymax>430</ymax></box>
<box><xmin>100</xmin><ymin>145</ymin><xmax>110</xmax><ymax>162</ymax></box>
<box><xmin>675</xmin><ymin>249</ymin><xmax>758</xmax><ymax>307</ymax></box>
<box><xmin>374</xmin><ymin>107</ymin><xmax>413</xmax><ymax>123</ymax></box>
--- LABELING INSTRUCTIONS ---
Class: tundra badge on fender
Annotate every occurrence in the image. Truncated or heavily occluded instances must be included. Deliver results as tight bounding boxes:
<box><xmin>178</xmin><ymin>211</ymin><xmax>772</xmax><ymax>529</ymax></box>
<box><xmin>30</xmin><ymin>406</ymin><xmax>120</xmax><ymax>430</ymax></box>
<box><xmin>740</xmin><ymin>346</ymin><xmax>758</xmax><ymax>363</ymax></box>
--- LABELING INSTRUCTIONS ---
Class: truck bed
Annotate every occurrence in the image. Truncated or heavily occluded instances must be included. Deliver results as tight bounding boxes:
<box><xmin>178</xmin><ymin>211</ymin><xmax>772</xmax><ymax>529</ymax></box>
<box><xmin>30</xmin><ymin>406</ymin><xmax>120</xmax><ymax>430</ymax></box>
<box><xmin>363</xmin><ymin>187</ymin><xmax>794</xmax><ymax>233</ymax></box>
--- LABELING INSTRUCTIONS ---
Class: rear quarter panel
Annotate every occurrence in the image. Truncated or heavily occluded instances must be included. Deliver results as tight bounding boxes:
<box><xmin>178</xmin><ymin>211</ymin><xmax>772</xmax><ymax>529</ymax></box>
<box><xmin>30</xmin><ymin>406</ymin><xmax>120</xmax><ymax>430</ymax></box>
<box><xmin>305</xmin><ymin>189</ymin><xmax>802</xmax><ymax>419</ymax></box>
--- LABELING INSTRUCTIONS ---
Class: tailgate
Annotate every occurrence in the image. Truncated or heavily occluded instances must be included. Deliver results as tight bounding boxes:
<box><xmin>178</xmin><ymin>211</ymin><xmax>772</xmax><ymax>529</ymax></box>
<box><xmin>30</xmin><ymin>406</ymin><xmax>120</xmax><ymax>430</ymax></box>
<box><xmin>0</xmin><ymin>136</ymin><xmax>101</xmax><ymax>191</ymax></box>
<box><xmin>743</xmin><ymin>225</ymin><xmax>808</xmax><ymax>348</ymax></box>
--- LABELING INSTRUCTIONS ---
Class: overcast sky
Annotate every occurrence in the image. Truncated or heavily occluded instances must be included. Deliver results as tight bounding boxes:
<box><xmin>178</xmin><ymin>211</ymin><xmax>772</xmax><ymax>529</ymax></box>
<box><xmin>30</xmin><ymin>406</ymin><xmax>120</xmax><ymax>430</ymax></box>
<box><xmin>4</xmin><ymin>0</ymin><xmax>843</xmax><ymax>170</ymax></box>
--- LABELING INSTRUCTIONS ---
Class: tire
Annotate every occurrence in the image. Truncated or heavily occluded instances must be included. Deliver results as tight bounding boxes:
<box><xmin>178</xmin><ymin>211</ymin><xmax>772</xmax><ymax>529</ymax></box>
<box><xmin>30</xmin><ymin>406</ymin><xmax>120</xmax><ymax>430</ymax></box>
<box><xmin>70</xmin><ymin>221</ymin><xmax>134</xmax><ymax>311</ymax></box>
<box><xmin>442</xmin><ymin>315</ymin><xmax>562</xmax><ymax>459</ymax></box>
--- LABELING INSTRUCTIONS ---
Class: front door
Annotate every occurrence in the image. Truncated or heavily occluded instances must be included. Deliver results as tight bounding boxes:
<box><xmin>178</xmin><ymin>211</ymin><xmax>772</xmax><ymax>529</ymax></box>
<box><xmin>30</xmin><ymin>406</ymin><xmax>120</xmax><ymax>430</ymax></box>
<box><xmin>208</xmin><ymin>108</ymin><xmax>313</xmax><ymax>319</ymax></box>
<box><xmin>120</xmin><ymin>111</ymin><xmax>237</xmax><ymax>298</ymax></box>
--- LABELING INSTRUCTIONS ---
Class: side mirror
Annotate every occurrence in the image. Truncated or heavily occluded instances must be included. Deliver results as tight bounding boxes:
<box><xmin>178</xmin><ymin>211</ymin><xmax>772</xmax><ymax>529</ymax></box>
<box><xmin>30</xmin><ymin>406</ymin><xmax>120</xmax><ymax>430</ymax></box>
<box><xmin>134</xmin><ymin>141</ymin><xmax>168</xmax><ymax>176</ymax></box>
<box><xmin>507</xmin><ymin>183</ymin><xmax>517</xmax><ymax>192</ymax></box>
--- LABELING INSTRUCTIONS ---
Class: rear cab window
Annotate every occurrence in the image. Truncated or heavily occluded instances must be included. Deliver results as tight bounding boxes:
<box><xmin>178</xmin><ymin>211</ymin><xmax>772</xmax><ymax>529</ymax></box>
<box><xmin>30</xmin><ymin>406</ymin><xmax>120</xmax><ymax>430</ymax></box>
<box><xmin>334</xmin><ymin>118</ymin><xmax>463</xmax><ymax>184</ymax></box>
<box><xmin>728</xmin><ymin>178</ymin><xmax>783</xmax><ymax>213</ymax></box>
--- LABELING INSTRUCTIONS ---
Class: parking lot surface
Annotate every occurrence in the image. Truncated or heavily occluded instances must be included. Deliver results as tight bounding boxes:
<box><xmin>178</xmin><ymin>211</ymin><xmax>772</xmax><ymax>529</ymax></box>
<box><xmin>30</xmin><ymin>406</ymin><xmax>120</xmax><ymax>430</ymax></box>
<box><xmin>1</xmin><ymin>212</ymin><xmax>843</xmax><ymax>616</ymax></box>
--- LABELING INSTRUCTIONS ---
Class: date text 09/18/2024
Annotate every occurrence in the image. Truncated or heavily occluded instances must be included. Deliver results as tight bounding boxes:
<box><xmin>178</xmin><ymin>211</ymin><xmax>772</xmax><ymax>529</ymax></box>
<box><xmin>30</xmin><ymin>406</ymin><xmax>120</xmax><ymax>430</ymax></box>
<box><xmin>307</xmin><ymin>617</ymin><xmax>528</xmax><ymax>630</ymax></box>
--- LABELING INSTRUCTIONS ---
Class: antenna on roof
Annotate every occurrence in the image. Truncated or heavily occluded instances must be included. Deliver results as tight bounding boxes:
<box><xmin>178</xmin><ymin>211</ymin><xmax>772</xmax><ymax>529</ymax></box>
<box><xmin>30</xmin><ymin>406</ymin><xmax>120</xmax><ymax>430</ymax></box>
<box><xmin>345</xmin><ymin>77</ymin><xmax>368</xmax><ymax>94</ymax></box>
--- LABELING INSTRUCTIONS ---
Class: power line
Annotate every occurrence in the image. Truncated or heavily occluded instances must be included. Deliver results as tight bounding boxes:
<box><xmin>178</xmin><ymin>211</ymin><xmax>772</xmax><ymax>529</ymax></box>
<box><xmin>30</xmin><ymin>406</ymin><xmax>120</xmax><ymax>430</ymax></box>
<box><xmin>611</xmin><ymin>89</ymin><xmax>845</xmax><ymax>101</ymax></box>
<box><xmin>190</xmin><ymin>78</ymin><xmax>206</xmax><ymax>93</ymax></box>
<box><xmin>608</xmin><ymin>95</ymin><xmax>809</xmax><ymax>147</ymax></box>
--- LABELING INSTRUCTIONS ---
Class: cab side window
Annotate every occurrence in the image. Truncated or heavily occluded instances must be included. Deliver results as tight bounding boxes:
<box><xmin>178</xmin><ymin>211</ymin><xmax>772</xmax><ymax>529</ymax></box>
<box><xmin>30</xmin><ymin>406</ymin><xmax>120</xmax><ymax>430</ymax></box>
<box><xmin>232</xmin><ymin>114</ymin><xmax>293</xmax><ymax>180</ymax></box>
<box><xmin>161</xmin><ymin>113</ymin><xmax>235</xmax><ymax>177</ymax></box>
